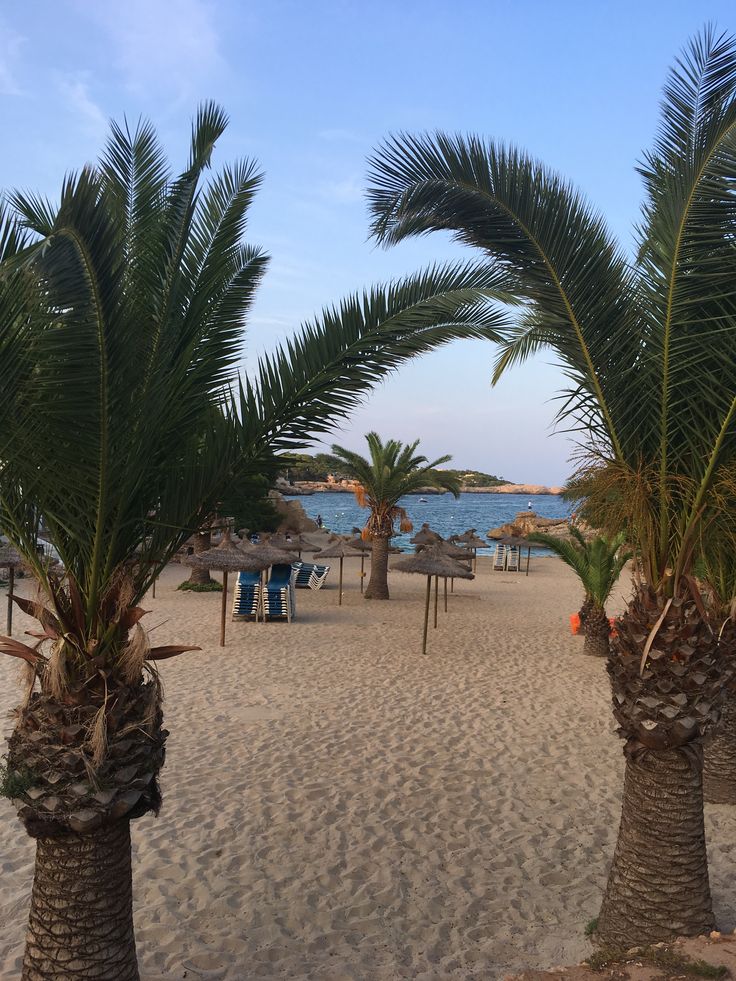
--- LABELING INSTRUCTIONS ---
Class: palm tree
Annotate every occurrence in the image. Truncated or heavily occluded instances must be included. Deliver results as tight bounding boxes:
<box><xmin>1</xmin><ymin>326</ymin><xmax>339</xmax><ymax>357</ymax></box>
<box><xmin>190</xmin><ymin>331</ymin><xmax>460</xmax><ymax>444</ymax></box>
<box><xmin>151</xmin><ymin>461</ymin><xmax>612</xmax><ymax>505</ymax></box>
<box><xmin>0</xmin><ymin>108</ymin><xmax>509</xmax><ymax>978</ymax></box>
<box><xmin>366</xmin><ymin>28</ymin><xmax>736</xmax><ymax>946</ymax></box>
<box><xmin>699</xmin><ymin>535</ymin><xmax>736</xmax><ymax>804</ymax></box>
<box><xmin>330</xmin><ymin>434</ymin><xmax>460</xmax><ymax>599</ymax></box>
<box><xmin>530</xmin><ymin>530</ymin><xmax>630</xmax><ymax>657</ymax></box>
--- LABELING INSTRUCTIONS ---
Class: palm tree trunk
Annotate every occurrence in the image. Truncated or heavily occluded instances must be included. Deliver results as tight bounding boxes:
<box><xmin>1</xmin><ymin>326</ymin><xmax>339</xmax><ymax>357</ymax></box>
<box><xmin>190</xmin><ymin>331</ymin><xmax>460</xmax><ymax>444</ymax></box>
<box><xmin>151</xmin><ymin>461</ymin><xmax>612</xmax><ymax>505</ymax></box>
<box><xmin>578</xmin><ymin>595</ymin><xmax>594</xmax><ymax>636</ymax></box>
<box><xmin>22</xmin><ymin>821</ymin><xmax>139</xmax><ymax>980</ymax></box>
<box><xmin>185</xmin><ymin>529</ymin><xmax>213</xmax><ymax>586</ymax></box>
<box><xmin>703</xmin><ymin>694</ymin><xmax>736</xmax><ymax>804</ymax></box>
<box><xmin>597</xmin><ymin>743</ymin><xmax>714</xmax><ymax>946</ymax></box>
<box><xmin>364</xmin><ymin>535</ymin><xmax>390</xmax><ymax>599</ymax></box>
<box><xmin>583</xmin><ymin>604</ymin><xmax>610</xmax><ymax>657</ymax></box>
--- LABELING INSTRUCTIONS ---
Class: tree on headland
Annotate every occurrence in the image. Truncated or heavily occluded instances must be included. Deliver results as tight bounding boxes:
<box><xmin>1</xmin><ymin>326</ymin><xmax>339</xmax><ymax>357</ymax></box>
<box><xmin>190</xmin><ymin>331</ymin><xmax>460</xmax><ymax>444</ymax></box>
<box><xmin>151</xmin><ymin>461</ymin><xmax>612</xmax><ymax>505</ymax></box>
<box><xmin>529</xmin><ymin>529</ymin><xmax>631</xmax><ymax>657</ymax></box>
<box><xmin>367</xmin><ymin>28</ymin><xmax>736</xmax><ymax>946</ymax></box>
<box><xmin>330</xmin><ymin>433</ymin><xmax>461</xmax><ymax>599</ymax></box>
<box><xmin>0</xmin><ymin>107</ymin><xmax>511</xmax><ymax>977</ymax></box>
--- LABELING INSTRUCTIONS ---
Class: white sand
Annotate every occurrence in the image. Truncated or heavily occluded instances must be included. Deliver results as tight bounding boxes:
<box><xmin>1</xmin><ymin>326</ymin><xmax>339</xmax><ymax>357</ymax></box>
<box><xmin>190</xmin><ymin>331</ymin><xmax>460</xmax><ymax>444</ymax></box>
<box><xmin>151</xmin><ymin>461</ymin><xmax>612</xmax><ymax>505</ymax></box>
<box><xmin>1</xmin><ymin>556</ymin><xmax>735</xmax><ymax>980</ymax></box>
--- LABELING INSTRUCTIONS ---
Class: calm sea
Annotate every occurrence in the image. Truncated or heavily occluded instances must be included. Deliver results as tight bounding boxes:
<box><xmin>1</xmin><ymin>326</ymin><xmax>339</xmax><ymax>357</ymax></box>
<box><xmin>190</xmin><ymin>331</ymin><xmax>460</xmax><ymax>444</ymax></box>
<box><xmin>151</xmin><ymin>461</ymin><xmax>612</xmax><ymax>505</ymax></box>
<box><xmin>297</xmin><ymin>491</ymin><xmax>571</xmax><ymax>552</ymax></box>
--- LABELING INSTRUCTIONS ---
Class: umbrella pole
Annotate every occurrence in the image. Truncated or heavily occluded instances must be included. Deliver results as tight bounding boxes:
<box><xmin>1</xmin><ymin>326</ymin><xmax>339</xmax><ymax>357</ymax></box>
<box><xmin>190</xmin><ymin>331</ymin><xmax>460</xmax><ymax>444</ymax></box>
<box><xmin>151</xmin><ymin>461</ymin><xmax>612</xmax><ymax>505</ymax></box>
<box><xmin>152</xmin><ymin>576</ymin><xmax>156</xmax><ymax>599</ymax></box>
<box><xmin>444</xmin><ymin>577</ymin><xmax>448</xmax><ymax>613</ymax></box>
<box><xmin>451</xmin><ymin>577</ymin><xmax>454</xmax><ymax>593</ymax></box>
<box><xmin>360</xmin><ymin>554</ymin><xmax>365</xmax><ymax>593</ymax></box>
<box><xmin>7</xmin><ymin>566</ymin><xmax>14</xmax><ymax>635</ymax></box>
<box><xmin>422</xmin><ymin>576</ymin><xmax>431</xmax><ymax>655</ymax></box>
<box><xmin>220</xmin><ymin>570</ymin><xmax>228</xmax><ymax>647</ymax></box>
<box><xmin>433</xmin><ymin>575</ymin><xmax>438</xmax><ymax>628</ymax></box>
<box><xmin>338</xmin><ymin>557</ymin><xmax>343</xmax><ymax>606</ymax></box>
<box><xmin>526</xmin><ymin>547</ymin><xmax>531</xmax><ymax>577</ymax></box>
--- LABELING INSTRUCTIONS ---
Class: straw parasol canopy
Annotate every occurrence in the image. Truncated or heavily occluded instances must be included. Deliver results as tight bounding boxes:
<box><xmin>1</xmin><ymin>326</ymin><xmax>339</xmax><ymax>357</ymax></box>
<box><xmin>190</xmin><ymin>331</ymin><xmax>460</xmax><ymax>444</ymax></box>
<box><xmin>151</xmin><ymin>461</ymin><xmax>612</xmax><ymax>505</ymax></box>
<box><xmin>184</xmin><ymin>531</ymin><xmax>273</xmax><ymax>646</ymax></box>
<box><xmin>267</xmin><ymin>533</ymin><xmax>300</xmax><ymax>551</ymax></box>
<box><xmin>394</xmin><ymin>546</ymin><xmax>474</xmax><ymax>655</ymax></box>
<box><xmin>410</xmin><ymin>523</ymin><xmax>443</xmax><ymax>547</ymax></box>
<box><xmin>499</xmin><ymin>534</ymin><xmax>534</xmax><ymax>576</ymax></box>
<box><xmin>0</xmin><ymin>545</ymin><xmax>23</xmax><ymax>635</ymax></box>
<box><xmin>244</xmin><ymin>542</ymin><xmax>299</xmax><ymax>566</ymax></box>
<box><xmin>313</xmin><ymin>539</ymin><xmax>362</xmax><ymax>605</ymax></box>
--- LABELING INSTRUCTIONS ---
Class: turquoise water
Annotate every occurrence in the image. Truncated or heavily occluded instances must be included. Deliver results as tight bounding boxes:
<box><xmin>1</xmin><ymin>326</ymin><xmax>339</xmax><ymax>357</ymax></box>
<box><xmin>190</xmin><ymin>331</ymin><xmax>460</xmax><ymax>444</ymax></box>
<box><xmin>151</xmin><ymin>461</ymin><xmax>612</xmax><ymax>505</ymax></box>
<box><xmin>297</xmin><ymin>491</ymin><xmax>571</xmax><ymax>552</ymax></box>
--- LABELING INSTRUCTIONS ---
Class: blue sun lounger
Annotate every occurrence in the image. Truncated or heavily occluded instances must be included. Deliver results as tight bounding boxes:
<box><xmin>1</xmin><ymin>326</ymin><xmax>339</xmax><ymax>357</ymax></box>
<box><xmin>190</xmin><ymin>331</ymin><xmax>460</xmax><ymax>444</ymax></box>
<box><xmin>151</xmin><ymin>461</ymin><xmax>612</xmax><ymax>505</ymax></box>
<box><xmin>232</xmin><ymin>570</ymin><xmax>263</xmax><ymax>621</ymax></box>
<box><xmin>265</xmin><ymin>563</ymin><xmax>296</xmax><ymax>621</ymax></box>
<box><xmin>293</xmin><ymin>561</ymin><xmax>330</xmax><ymax>590</ymax></box>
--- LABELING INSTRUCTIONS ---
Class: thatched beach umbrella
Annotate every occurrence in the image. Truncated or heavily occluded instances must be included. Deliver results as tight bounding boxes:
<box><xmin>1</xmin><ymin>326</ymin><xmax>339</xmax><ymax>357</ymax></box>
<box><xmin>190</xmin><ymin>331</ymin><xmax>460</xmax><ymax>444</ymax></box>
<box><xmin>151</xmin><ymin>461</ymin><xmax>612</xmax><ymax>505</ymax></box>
<box><xmin>393</xmin><ymin>546</ymin><xmax>474</xmax><ymax>655</ymax></box>
<box><xmin>455</xmin><ymin>529</ymin><xmax>488</xmax><ymax>571</ymax></box>
<box><xmin>184</xmin><ymin>531</ymin><xmax>272</xmax><ymax>646</ymax></box>
<box><xmin>350</xmin><ymin>537</ymin><xmax>374</xmax><ymax>593</ymax></box>
<box><xmin>499</xmin><ymin>535</ymin><xmax>534</xmax><ymax>576</ymax></box>
<box><xmin>349</xmin><ymin>537</ymin><xmax>372</xmax><ymax>593</ymax></box>
<box><xmin>435</xmin><ymin>541</ymin><xmax>472</xmax><ymax>611</ymax></box>
<box><xmin>245</xmin><ymin>542</ymin><xmax>298</xmax><ymax>566</ymax></box>
<box><xmin>410</xmin><ymin>523</ymin><xmax>443</xmax><ymax>548</ymax></box>
<box><xmin>0</xmin><ymin>545</ymin><xmax>22</xmax><ymax>635</ymax></box>
<box><xmin>268</xmin><ymin>532</ymin><xmax>311</xmax><ymax>559</ymax></box>
<box><xmin>313</xmin><ymin>539</ymin><xmax>361</xmax><ymax>605</ymax></box>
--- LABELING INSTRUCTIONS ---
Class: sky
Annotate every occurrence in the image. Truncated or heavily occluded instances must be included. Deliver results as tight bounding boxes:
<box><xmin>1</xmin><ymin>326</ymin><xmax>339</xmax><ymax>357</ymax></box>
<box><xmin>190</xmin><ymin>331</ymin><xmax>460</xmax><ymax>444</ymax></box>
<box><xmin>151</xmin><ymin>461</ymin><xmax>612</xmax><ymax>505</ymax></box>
<box><xmin>0</xmin><ymin>0</ymin><xmax>731</xmax><ymax>484</ymax></box>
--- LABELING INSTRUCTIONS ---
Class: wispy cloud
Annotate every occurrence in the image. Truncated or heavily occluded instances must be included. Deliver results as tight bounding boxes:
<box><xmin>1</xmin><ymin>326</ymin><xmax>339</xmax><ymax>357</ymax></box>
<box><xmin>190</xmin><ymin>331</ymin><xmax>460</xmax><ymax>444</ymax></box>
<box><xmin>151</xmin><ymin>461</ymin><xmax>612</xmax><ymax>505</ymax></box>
<box><xmin>319</xmin><ymin>174</ymin><xmax>364</xmax><ymax>205</ymax></box>
<box><xmin>0</xmin><ymin>19</ymin><xmax>24</xmax><ymax>96</ymax></box>
<box><xmin>89</xmin><ymin>0</ymin><xmax>222</xmax><ymax>101</ymax></box>
<box><xmin>58</xmin><ymin>74</ymin><xmax>108</xmax><ymax>138</ymax></box>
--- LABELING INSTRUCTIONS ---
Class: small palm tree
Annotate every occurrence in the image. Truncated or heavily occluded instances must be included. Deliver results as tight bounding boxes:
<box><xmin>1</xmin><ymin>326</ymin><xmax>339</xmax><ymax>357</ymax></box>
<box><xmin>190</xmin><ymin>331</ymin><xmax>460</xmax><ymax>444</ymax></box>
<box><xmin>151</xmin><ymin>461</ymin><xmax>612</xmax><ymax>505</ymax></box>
<box><xmin>330</xmin><ymin>433</ymin><xmax>460</xmax><ymax>599</ymax></box>
<box><xmin>0</xmin><ymin>109</ymin><xmax>506</xmax><ymax>976</ymax></box>
<box><xmin>530</xmin><ymin>529</ymin><xmax>630</xmax><ymax>657</ymax></box>
<box><xmin>367</xmin><ymin>28</ymin><xmax>736</xmax><ymax>945</ymax></box>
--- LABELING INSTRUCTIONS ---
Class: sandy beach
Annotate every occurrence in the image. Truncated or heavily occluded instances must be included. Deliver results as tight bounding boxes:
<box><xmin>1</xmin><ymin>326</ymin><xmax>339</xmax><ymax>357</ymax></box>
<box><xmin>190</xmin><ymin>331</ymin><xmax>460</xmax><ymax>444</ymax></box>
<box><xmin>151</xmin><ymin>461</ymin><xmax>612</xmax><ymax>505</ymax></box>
<box><xmin>1</xmin><ymin>556</ymin><xmax>735</xmax><ymax>980</ymax></box>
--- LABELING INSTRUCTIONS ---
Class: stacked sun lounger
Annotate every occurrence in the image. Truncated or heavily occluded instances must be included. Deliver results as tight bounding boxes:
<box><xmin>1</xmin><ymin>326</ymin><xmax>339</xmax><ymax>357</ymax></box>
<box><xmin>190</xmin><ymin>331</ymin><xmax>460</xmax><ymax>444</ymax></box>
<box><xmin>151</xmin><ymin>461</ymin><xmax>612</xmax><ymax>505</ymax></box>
<box><xmin>265</xmin><ymin>563</ymin><xmax>297</xmax><ymax>621</ymax></box>
<box><xmin>507</xmin><ymin>546</ymin><xmax>520</xmax><ymax>572</ymax></box>
<box><xmin>492</xmin><ymin>544</ymin><xmax>507</xmax><ymax>571</ymax></box>
<box><xmin>232</xmin><ymin>571</ymin><xmax>263</xmax><ymax>621</ymax></box>
<box><xmin>292</xmin><ymin>561</ymin><xmax>330</xmax><ymax>590</ymax></box>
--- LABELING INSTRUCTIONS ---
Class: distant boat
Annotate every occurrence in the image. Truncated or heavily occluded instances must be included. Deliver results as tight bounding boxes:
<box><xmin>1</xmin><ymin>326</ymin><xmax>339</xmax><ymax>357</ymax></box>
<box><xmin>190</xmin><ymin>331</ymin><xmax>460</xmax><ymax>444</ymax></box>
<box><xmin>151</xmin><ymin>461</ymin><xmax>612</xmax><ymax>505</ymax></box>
<box><xmin>418</xmin><ymin>497</ymin><xmax>428</xmax><ymax>503</ymax></box>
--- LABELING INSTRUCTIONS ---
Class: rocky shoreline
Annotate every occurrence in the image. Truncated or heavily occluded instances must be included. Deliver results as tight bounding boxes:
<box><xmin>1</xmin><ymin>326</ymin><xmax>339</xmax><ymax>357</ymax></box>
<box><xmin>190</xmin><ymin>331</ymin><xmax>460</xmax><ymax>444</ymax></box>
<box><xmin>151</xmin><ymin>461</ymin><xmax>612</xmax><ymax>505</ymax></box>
<box><xmin>277</xmin><ymin>478</ymin><xmax>564</xmax><ymax>496</ymax></box>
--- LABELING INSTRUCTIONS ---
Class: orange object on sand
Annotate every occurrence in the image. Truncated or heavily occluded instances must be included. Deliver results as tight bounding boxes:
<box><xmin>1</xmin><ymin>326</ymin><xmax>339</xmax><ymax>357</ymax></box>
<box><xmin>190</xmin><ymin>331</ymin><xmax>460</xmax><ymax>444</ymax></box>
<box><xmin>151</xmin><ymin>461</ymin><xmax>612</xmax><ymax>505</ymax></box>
<box><xmin>609</xmin><ymin>618</ymin><xmax>618</xmax><ymax>639</ymax></box>
<box><xmin>570</xmin><ymin>613</ymin><xmax>581</xmax><ymax>635</ymax></box>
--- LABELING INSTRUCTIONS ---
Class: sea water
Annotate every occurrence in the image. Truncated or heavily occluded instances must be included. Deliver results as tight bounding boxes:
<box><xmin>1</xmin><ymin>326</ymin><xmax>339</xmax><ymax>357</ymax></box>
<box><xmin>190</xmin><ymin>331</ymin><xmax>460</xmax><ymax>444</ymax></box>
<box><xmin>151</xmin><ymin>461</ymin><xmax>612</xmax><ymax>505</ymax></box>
<box><xmin>297</xmin><ymin>492</ymin><xmax>571</xmax><ymax>552</ymax></box>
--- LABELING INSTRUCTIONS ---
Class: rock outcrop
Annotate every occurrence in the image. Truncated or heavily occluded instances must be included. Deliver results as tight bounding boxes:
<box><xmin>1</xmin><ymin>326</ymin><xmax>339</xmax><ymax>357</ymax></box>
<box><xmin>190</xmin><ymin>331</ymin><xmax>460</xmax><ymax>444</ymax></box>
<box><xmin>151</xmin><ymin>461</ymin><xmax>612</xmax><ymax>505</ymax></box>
<box><xmin>475</xmin><ymin>483</ymin><xmax>564</xmax><ymax>495</ymax></box>
<box><xmin>487</xmin><ymin>511</ymin><xmax>591</xmax><ymax>541</ymax></box>
<box><xmin>267</xmin><ymin>491</ymin><xmax>319</xmax><ymax>533</ymax></box>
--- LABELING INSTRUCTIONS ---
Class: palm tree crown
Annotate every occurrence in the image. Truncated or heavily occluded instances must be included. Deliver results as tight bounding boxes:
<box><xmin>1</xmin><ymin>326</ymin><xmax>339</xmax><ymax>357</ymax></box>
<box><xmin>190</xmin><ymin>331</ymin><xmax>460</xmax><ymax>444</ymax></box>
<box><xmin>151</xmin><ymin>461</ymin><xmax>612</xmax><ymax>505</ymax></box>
<box><xmin>366</xmin><ymin>27</ymin><xmax>736</xmax><ymax>946</ymax></box>
<box><xmin>367</xmin><ymin>27</ymin><xmax>736</xmax><ymax>597</ymax></box>
<box><xmin>529</xmin><ymin>528</ymin><xmax>631</xmax><ymax>608</ymax></box>
<box><xmin>331</xmin><ymin>432</ymin><xmax>461</xmax><ymax>538</ymax></box>
<box><xmin>0</xmin><ymin>105</ymin><xmax>509</xmax><ymax>677</ymax></box>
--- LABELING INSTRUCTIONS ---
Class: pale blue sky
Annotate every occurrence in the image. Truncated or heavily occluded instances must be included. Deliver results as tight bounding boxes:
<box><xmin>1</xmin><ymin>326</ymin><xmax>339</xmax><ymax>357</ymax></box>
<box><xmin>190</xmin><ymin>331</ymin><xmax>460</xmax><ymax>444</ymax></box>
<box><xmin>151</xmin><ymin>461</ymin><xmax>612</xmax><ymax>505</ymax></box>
<box><xmin>0</xmin><ymin>1</ymin><xmax>729</xmax><ymax>483</ymax></box>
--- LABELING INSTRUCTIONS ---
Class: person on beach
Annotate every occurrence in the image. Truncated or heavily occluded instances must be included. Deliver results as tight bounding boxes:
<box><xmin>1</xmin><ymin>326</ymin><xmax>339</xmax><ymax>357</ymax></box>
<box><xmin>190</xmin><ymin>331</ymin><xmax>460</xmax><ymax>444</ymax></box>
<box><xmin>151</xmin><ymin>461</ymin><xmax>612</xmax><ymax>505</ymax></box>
<box><xmin>316</xmin><ymin>514</ymin><xmax>323</xmax><ymax>528</ymax></box>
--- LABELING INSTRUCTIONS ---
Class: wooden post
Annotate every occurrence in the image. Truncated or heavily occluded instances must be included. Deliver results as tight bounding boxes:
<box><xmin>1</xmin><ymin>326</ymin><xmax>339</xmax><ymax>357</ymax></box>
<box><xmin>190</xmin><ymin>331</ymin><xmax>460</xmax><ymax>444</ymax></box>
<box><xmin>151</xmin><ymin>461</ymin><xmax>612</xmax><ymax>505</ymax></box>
<box><xmin>7</xmin><ymin>566</ymin><xmax>14</xmax><ymax>635</ymax></box>
<box><xmin>338</xmin><ymin>556</ymin><xmax>343</xmax><ymax>606</ymax></box>
<box><xmin>433</xmin><ymin>575</ymin><xmax>438</xmax><ymax>628</ymax></box>
<box><xmin>526</xmin><ymin>547</ymin><xmax>531</xmax><ymax>576</ymax></box>
<box><xmin>422</xmin><ymin>576</ymin><xmax>431</xmax><ymax>655</ymax></box>
<box><xmin>451</xmin><ymin>577</ymin><xmax>454</xmax><ymax>593</ymax></box>
<box><xmin>360</xmin><ymin>554</ymin><xmax>365</xmax><ymax>593</ymax></box>
<box><xmin>219</xmin><ymin>570</ymin><xmax>228</xmax><ymax>647</ymax></box>
<box><xmin>152</xmin><ymin>577</ymin><xmax>156</xmax><ymax>599</ymax></box>
<box><xmin>444</xmin><ymin>577</ymin><xmax>448</xmax><ymax>613</ymax></box>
